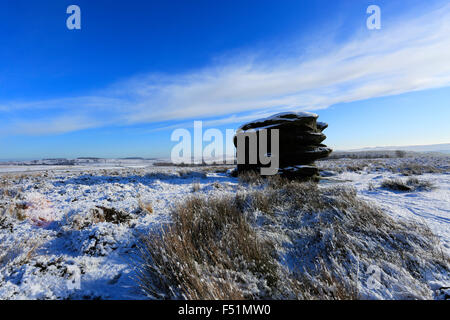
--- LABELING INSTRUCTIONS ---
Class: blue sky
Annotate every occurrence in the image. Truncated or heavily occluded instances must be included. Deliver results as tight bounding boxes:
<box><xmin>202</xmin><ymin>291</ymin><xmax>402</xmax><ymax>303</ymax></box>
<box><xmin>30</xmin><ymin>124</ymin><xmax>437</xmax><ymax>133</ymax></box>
<box><xmin>0</xmin><ymin>0</ymin><xmax>449</xmax><ymax>160</ymax></box>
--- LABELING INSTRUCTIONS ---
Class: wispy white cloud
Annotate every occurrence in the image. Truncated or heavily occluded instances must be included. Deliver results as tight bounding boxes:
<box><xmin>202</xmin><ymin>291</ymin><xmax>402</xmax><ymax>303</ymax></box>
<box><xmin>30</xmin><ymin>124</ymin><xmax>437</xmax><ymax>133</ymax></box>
<box><xmin>13</xmin><ymin>115</ymin><xmax>103</xmax><ymax>136</ymax></box>
<box><xmin>2</xmin><ymin>2</ymin><xmax>450</xmax><ymax>135</ymax></box>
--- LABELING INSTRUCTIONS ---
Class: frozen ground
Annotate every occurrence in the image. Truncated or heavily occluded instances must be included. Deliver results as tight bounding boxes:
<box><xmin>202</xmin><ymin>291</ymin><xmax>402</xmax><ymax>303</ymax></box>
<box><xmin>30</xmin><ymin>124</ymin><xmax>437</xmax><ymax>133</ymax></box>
<box><xmin>0</xmin><ymin>158</ymin><xmax>159</xmax><ymax>174</ymax></box>
<box><xmin>0</xmin><ymin>157</ymin><xmax>448</xmax><ymax>300</ymax></box>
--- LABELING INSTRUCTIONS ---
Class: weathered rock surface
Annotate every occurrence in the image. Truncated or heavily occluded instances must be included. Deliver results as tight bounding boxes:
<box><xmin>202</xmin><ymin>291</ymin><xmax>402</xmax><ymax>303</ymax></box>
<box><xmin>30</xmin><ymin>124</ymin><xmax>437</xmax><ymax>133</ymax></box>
<box><xmin>234</xmin><ymin>112</ymin><xmax>332</xmax><ymax>180</ymax></box>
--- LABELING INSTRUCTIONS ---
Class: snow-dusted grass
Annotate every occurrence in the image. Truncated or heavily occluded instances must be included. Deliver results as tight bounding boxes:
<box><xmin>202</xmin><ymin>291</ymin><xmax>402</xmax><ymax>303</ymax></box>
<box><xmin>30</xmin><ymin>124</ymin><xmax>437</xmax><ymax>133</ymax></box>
<box><xmin>0</xmin><ymin>157</ymin><xmax>448</xmax><ymax>300</ymax></box>
<box><xmin>136</xmin><ymin>178</ymin><xmax>449</xmax><ymax>300</ymax></box>
<box><xmin>380</xmin><ymin>177</ymin><xmax>434</xmax><ymax>192</ymax></box>
<box><xmin>0</xmin><ymin>237</ymin><xmax>41</xmax><ymax>272</ymax></box>
<box><xmin>0</xmin><ymin>166</ymin><xmax>239</xmax><ymax>299</ymax></box>
<box><xmin>137</xmin><ymin>199</ymin><xmax>153</xmax><ymax>215</ymax></box>
<box><xmin>318</xmin><ymin>156</ymin><xmax>449</xmax><ymax>175</ymax></box>
<box><xmin>136</xmin><ymin>196</ymin><xmax>277</xmax><ymax>300</ymax></box>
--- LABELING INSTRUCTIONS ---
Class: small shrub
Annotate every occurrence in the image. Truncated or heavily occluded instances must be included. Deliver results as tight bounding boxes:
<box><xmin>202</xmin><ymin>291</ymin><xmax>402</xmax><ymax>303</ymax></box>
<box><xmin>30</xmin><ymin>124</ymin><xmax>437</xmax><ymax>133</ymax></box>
<box><xmin>4</xmin><ymin>202</ymin><xmax>28</xmax><ymax>221</ymax></box>
<box><xmin>381</xmin><ymin>177</ymin><xmax>434</xmax><ymax>192</ymax></box>
<box><xmin>405</xmin><ymin>177</ymin><xmax>434</xmax><ymax>191</ymax></box>
<box><xmin>91</xmin><ymin>206</ymin><xmax>132</xmax><ymax>224</ymax></box>
<box><xmin>381</xmin><ymin>178</ymin><xmax>412</xmax><ymax>191</ymax></box>
<box><xmin>396</xmin><ymin>163</ymin><xmax>444</xmax><ymax>176</ymax></box>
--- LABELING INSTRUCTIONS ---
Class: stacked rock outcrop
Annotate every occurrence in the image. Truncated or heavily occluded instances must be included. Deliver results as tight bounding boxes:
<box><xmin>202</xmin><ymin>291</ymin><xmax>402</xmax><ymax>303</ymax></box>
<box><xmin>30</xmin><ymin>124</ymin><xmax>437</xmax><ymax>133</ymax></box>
<box><xmin>233</xmin><ymin>112</ymin><xmax>332</xmax><ymax>180</ymax></box>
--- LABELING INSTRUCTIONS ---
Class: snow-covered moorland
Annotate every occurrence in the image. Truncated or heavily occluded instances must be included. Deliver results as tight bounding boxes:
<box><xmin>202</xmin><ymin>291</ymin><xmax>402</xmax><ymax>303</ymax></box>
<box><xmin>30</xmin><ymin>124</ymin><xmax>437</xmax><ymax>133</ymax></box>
<box><xmin>0</xmin><ymin>156</ymin><xmax>449</xmax><ymax>300</ymax></box>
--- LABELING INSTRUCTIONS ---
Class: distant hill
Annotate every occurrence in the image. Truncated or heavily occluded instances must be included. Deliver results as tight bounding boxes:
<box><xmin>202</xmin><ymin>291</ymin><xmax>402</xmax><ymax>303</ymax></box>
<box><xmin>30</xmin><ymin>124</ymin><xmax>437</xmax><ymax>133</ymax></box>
<box><xmin>342</xmin><ymin>143</ymin><xmax>450</xmax><ymax>154</ymax></box>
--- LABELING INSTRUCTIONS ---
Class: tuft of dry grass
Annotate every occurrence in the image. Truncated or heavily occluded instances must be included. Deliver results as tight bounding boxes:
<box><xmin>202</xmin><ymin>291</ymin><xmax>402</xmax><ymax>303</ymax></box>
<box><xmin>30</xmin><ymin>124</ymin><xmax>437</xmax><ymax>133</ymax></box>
<box><xmin>70</xmin><ymin>206</ymin><xmax>133</xmax><ymax>230</ymax></box>
<box><xmin>92</xmin><ymin>206</ymin><xmax>131</xmax><ymax>224</ymax></box>
<box><xmin>91</xmin><ymin>206</ymin><xmax>132</xmax><ymax>224</ymax></box>
<box><xmin>237</xmin><ymin>170</ymin><xmax>263</xmax><ymax>185</ymax></box>
<box><xmin>3</xmin><ymin>202</ymin><xmax>28</xmax><ymax>221</ymax></box>
<box><xmin>177</xmin><ymin>169</ymin><xmax>207</xmax><ymax>179</ymax></box>
<box><xmin>138</xmin><ymin>199</ymin><xmax>154</xmax><ymax>214</ymax></box>
<box><xmin>396</xmin><ymin>162</ymin><xmax>445</xmax><ymax>176</ymax></box>
<box><xmin>318</xmin><ymin>157</ymin><xmax>449</xmax><ymax>176</ymax></box>
<box><xmin>136</xmin><ymin>196</ymin><xmax>277</xmax><ymax>300</ymax></box>
<box><xmin>288</xmin><ymin>262</ymin><xmax>359</xmax><ymax>300</ymax></box>
<box><xmin>250</xmin><ymin>191</ymin><xmax>274</xmax><ymax>215</ymax></box>
<box><xmin>0</xmin><ymin>238</ymin><xmax>41</xmax><ymax>269</ymax></box>
<box><xmin>0</xmin><ymin>180</ymin><xmax>29</xmax><ymax>222</ymax></box>
<box><xmin>191</xmin><ymin>182</ymin><xmax>201</xmax><ymax>193</ymax></box>
<box><xmin>381</xmin><ymin>177</ymin><xmax>434</xmax><ymax>192</ymax></box>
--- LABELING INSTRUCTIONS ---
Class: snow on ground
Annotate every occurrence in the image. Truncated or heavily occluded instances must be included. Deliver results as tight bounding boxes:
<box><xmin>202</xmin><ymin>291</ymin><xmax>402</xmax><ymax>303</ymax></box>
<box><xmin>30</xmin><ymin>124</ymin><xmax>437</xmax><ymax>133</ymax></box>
<box><xmin>318</xmin><ymin>156</ymin><xmax>449</xmax><ymax>255</ymax></box>
<box><xmin>0</xmin><ymin>157</ymin><xmax>448</xmax><ymax>299</ymax></box>
<box><xmin>0</xmin><ymin>166</ymin><xmax>239</xmax><ymax>299</ymax></box>
<box><xmin>334</xmin><ymin>171</ymin><xmax>450</xmax><ymax>255</ymax></box>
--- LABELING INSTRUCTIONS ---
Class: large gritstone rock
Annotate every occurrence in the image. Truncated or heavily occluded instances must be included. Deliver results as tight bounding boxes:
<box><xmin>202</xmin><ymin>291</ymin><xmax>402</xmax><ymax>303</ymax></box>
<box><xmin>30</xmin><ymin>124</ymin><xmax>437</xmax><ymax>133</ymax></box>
<box><xmin>234</xmin><ymin>112</ymin><xmax>332</xmax><ymax>180</ymax></box>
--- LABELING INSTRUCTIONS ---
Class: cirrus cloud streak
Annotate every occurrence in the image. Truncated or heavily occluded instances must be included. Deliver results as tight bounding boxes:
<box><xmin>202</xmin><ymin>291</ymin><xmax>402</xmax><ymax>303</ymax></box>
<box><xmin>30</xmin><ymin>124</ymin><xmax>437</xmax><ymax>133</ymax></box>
<box><xmin>1</xmin><ymin>3</ymin><xmax>450</xmax><ymax>135</ymax></box>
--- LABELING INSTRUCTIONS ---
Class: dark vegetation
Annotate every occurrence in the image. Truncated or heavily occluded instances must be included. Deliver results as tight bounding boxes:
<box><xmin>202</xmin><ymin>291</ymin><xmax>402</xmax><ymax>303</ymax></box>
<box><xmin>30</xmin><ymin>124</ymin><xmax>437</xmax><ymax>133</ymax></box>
<box><xmin>381</xmin><ymin>177</ymin><xmax>434</xmax><ymax>192</ymax></box>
